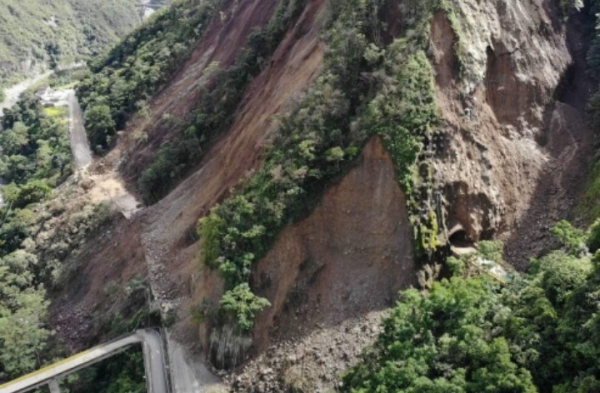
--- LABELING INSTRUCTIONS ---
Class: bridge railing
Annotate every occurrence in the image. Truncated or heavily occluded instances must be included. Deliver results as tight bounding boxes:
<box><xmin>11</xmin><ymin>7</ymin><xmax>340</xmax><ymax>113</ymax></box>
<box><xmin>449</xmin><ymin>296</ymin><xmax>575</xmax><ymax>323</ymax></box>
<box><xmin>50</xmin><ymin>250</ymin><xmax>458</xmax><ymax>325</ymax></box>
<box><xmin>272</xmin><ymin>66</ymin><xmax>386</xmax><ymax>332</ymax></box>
<box><xmin>0</xmin><ymin>329</ymin><xmax>168</xmax><ymax>393</ymax></box>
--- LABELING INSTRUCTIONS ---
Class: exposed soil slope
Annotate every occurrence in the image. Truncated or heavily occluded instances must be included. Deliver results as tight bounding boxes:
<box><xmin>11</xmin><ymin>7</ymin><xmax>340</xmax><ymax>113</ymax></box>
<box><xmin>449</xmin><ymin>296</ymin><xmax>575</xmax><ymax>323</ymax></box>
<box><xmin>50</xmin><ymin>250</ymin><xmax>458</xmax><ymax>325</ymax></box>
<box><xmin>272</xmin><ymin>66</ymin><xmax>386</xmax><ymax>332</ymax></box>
<box><xmin>51</xmin><ymin>0</ymin><xmax>598</xmax><ymax>389</ymax></box>
<box><xmin>55</xmin><ymin>0</ymin><xmax>328</xmax><ymax>366</ymax></box>
<box><xmin>252</xmin><ymin>136</ymin><xmax>415</xmax><ymax>350</ymax></box>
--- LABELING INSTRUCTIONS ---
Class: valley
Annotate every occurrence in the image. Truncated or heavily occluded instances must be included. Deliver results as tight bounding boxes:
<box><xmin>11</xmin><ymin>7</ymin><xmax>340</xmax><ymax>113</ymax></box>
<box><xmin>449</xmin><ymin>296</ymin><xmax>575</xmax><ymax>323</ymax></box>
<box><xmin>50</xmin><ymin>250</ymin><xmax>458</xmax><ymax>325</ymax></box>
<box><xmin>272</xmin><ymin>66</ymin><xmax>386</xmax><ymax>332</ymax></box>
<box><xmin>2</xmin><ymin>0</ymin><xmax>600</xmax><ymax>391</ymax></box>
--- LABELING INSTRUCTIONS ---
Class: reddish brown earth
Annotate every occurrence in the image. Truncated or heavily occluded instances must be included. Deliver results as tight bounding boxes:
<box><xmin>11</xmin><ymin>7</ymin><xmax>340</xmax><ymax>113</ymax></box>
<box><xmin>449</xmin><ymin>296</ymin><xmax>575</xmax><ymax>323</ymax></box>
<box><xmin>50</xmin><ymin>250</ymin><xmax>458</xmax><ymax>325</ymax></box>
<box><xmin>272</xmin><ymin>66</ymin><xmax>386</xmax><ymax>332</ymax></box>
<box><xmin>50</xmin><ymin>0</ymin><xmax>598</xmax><ymax>389</ymax></box>
<box><xmin>50</xmin><ymin>216</ymin><xmax>148</xmax><ymax>349</ymax></box>
<box><xmin>53</xmin><ymin>0</ymin><xmax>328</xmax><ymax>352</ymax></box>
<box><xmin>252</xmin><ymin>136</ymin><xmax>416</xmax><ymax>351</ymax></box>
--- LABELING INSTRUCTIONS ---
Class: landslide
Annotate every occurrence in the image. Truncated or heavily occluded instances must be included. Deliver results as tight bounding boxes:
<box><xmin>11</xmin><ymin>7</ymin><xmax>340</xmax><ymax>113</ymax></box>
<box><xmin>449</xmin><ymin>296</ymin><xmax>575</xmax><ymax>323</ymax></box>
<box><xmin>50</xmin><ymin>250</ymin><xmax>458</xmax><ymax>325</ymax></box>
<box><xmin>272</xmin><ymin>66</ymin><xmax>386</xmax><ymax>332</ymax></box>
<box><xmin>54</xmin><ymin>0</ymin><xmax>599</xmax><ymax>390</ymax></box>
<box><xmin>428</xmin><ymin>0</ymin><xmax>596</xmax><ymax>269</ymax></box>
<box><xmin>56</xmin><ymin>0</ymin><xmax>327</xmax><ymax>355</ymax></box>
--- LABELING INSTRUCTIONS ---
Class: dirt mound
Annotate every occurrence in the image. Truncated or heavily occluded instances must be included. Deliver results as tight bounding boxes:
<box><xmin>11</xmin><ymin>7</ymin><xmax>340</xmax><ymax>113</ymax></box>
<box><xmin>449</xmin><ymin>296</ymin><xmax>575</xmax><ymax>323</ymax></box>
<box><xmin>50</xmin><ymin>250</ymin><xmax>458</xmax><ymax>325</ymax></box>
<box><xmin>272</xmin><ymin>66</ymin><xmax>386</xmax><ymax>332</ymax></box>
<box><xmin>227</xmin><ymin>311</ymin><xmax>386</xmax><ymax>392</ymax></box>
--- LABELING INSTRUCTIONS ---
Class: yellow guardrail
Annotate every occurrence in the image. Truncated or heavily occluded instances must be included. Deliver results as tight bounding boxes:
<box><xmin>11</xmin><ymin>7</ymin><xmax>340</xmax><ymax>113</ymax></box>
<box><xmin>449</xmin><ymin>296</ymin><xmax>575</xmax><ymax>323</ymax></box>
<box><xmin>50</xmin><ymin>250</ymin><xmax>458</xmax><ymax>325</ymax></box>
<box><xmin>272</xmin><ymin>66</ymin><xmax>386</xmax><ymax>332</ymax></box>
<box><xmin>0</xmin><ymin>333</ymin><xmax>141</xmax><ymax>392</ymax></box>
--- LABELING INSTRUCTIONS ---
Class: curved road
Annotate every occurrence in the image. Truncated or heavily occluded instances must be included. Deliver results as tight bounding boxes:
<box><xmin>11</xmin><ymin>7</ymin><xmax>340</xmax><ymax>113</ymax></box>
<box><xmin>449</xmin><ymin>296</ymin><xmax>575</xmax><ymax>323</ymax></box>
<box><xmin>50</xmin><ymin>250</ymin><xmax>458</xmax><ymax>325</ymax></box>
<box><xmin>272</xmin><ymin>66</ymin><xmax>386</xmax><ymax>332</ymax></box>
<box><xmin>0</xmin><ymin>72</ymin><xmax>53</xmax><ymax>115</ymax></box>
<box><xmin>0</xmin><ymin>329</ymin><xmax>169</xmax><ymax>393</ymax></box>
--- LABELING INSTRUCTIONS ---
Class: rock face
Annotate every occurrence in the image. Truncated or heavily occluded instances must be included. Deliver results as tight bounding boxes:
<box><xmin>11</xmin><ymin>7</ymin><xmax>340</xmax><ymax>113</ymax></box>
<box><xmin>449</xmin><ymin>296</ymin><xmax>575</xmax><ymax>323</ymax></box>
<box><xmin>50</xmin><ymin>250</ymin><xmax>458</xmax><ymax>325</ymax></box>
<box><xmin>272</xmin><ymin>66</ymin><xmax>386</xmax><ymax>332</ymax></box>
<box><xmin>55</xmin><ymin>0</ymin><xmax>595</xmax><ymax>390</ymax></box>
<box><xmin>429</xmin><ymin>0</ymin><xmax>591</xmax><ymax>269</ymax></box>
<box><xmin>252</xmin><ymin>136</ymin><xmax>416</xmax><ymax>350</ymax></box>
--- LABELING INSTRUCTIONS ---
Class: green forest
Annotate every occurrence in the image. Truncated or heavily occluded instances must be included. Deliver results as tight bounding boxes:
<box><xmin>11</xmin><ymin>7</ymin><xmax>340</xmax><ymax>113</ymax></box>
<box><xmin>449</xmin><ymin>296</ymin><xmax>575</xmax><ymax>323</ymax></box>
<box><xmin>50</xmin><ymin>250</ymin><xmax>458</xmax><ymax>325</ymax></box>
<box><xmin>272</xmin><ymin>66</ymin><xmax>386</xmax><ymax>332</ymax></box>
<box><xmin>0</xmin><ymin>0</ymin><xmax>141</xmax><ymax>93</ymax></box>
<box><xmin>0</xmin><ymin>97</ymin><xmax>71</xmax><ymax>380</ymax></box>
<box><xmin>343</xmin><ymin>225</ymin><xmax>600</xmax><ymax>392</ymax></box>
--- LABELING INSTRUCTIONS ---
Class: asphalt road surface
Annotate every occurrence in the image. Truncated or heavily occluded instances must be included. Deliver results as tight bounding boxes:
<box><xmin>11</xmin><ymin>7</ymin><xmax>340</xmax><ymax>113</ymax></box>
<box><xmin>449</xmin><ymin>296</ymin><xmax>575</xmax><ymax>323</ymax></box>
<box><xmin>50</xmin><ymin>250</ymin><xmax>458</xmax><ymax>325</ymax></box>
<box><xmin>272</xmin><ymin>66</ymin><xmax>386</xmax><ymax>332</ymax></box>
<box><xmin>66</xmin><ymin>90</ymin><xmax>93</xmax><ymax>169</ymax></box>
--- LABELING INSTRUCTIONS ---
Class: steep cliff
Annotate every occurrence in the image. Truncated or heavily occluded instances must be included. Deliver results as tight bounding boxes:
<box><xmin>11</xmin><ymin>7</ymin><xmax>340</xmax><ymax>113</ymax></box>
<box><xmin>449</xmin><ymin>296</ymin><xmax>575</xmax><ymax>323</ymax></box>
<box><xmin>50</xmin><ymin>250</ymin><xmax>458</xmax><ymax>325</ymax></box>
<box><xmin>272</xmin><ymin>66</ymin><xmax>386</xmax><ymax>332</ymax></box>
<box><xmin>429</xmin><ymin>0</ymin><xmax>594</xmax><ymax>269</ymax></box>
<box><xmin>49</xmin><ymin>0</ymin><xmax>598</xmax><ymax>389</ymax></box>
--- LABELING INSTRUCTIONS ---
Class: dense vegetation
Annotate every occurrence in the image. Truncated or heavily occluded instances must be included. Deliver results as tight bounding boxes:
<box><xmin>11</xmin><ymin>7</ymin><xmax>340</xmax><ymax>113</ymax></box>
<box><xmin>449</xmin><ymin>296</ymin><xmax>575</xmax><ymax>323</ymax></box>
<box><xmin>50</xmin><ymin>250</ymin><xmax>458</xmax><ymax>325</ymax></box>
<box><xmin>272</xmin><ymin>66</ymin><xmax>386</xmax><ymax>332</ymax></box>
<box><xmin>1</xmin><ymin>98</ymin><xmax>72</xmax><ymax>177</ymax></box>
<box><xmin>343</xmin><ymin>221</ymin><xmax>600</xmax><ymax>392</ymax></box>
<box><xmin>77</xmin><ymin>0</ymin><xmax>222</xmax><ymax>153</ymax></box>
<box><xmin>0</xmin><ymin>97</ymin><xmax>115</xmax><ymax>383</ymax></box>
<box><xmin>0</xmin><ymin>97</ymin><xmax>71</xmax><ymax>380</ymax></box>
<box><xmin>0</xmin><ymin>0</ymin><xmax>141</xmax><ymax>92</ymax></box>
<box><xmin>0</xmin><ymin>96</ymin><xmax>72</xmax><ymax>250</ymax></box>
<box><xmin>197</xmin><ymin>0</ymin><xmax>443</xmax><ymax>332</ymax></box>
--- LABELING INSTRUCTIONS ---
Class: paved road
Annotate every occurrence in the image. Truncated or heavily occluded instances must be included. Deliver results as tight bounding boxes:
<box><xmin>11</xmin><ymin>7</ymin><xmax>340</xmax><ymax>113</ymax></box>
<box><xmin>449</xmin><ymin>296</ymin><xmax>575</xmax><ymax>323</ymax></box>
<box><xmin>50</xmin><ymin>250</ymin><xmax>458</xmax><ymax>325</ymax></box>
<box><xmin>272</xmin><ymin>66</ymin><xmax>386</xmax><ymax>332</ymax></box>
<box><xmin>66</xmin><ymin>90</ymin><xmax>93</xmax><ymax>169</ymax></box>
<box><xmin>0</xmin><ymin>71</ymin><xmax>53</xmax><ymax>115</ymax></box>
<box><xmin>36</xmin><ymin>88</ymin><xmax>92</xmax><ymax>169</ymax></box>
<box><xmin>167</xmin><ymin>334</ymin><xmax>221</xmax><ymax>392</ymax></box>
<box><xmin>0</xmin><ymin>329</ymin><xmax>169</xmax><ymax>393</ymax></box>
<box><xmin>138</xmin><ymin>329</ymin><xmax>170</xmax><ymax>393</ymax></box>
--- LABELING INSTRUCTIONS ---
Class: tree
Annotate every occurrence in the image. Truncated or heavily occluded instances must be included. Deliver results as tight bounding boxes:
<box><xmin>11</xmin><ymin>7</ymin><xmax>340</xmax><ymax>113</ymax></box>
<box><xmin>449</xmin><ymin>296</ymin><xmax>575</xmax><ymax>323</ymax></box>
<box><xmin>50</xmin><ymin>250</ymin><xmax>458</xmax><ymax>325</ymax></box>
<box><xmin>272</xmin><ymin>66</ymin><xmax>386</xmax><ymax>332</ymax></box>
<box><xmin>551</xmin><ymin>220</ymin><xmax>586</xmax><ymax>256</ymax></box>
<box><xmin>84</xmin><ymin>104</ymin><xmax>116</xmax><ymax>152</ymax></box>
<box><xmin>220</xmin><ymin>283</ymin><xmax>270</xmax><ymax>331</ymax></box>
<box><xmin>0</xmin><ymin>122</ymin><xmax>30</xmax><ymax>155</ymax></box>
<box><xmin>0</xmin><ymin>251</ymin><xmax>49</xmax><ymax>381</ymax></box>
<box><xmin>5</xmin><ymin>180</ymin><xmax>52</xmax><ymax>209</ymax></box>
<box><xmin>343</xmin><ymin>277</ymin><xmax>537</xmax><ymax>393</ymax></box>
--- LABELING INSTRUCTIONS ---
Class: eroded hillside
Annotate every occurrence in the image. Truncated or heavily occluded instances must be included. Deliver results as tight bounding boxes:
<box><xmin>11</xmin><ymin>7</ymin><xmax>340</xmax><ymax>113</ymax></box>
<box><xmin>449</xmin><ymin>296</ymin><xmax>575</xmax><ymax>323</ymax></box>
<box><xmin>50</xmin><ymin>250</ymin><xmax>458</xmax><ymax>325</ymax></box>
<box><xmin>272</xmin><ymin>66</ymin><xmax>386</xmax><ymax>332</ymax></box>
<box><xmin>47</xmin><ymin>0</ymin><xmax>599</xmax><ymax>389</ymax></box>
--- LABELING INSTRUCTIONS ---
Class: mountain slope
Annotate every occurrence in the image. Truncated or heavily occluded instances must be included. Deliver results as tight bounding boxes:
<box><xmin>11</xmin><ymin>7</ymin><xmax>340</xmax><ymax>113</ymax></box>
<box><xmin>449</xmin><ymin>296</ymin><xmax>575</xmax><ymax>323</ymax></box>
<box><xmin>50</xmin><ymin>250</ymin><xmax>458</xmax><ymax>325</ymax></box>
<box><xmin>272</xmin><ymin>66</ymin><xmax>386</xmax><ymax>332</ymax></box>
<box><xmin>43</xmin><ymin>0</ymin><xmax>600</xmax><ymax>390</ymax></box>
<box><xmin>0</xmin><ymin>0</ymin><xmax>141</xmax><ymax>88</ymax></box>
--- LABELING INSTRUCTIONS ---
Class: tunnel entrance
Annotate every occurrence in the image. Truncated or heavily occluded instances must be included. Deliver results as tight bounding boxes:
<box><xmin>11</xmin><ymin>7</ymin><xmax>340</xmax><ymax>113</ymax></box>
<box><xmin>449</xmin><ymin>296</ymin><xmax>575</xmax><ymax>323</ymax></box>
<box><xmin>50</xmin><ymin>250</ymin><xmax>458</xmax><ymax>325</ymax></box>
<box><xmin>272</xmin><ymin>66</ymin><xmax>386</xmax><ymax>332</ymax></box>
<box><xmin>448</xmin><ymin>228</ymin><xmax>475</xmax><ymax>249</ymax></box>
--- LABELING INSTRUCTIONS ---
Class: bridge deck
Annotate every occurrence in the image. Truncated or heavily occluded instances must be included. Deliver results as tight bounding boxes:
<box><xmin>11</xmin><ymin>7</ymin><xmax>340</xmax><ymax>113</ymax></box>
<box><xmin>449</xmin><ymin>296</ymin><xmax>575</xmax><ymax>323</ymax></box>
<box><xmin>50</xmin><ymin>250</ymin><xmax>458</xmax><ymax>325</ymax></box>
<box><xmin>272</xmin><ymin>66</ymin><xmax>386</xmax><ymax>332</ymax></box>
<box><xmin>0</xmin><ymin>329</ymin><xmax>168</xmax><ymax>393</ymax></box>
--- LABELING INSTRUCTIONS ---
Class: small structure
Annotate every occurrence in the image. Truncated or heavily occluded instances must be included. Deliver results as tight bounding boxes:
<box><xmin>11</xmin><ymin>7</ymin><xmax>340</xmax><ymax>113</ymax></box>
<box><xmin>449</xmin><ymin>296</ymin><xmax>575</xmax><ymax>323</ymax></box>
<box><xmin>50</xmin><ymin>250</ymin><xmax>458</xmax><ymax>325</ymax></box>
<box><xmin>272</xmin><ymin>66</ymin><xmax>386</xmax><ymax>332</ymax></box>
<box><xmin>36</xmin><ymin>87</ymin><xmax>70</xmax><ymax>107</ymax></box>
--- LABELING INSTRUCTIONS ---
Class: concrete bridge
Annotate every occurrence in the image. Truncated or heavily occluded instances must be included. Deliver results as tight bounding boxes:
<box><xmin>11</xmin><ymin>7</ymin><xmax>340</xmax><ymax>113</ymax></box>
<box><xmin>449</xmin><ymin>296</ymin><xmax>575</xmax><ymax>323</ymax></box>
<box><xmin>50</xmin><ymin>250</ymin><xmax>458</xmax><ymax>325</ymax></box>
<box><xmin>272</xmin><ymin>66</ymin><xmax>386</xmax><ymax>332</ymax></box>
<box><xmin>0</xmin><ymin>329</ymin><xmax>169</xmax><ymax>393</ymax></box>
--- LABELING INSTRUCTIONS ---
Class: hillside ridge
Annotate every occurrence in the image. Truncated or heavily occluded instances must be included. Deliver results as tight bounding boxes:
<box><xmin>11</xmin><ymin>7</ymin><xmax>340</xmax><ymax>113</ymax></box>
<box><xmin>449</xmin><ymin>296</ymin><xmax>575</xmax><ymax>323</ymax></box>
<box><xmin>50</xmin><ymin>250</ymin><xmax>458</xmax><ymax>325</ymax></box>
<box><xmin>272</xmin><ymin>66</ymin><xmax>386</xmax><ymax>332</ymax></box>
<box><xmin>7</xmin><ymin>0</ymin><xmax>600</xmax><ymax>390</ymax></box>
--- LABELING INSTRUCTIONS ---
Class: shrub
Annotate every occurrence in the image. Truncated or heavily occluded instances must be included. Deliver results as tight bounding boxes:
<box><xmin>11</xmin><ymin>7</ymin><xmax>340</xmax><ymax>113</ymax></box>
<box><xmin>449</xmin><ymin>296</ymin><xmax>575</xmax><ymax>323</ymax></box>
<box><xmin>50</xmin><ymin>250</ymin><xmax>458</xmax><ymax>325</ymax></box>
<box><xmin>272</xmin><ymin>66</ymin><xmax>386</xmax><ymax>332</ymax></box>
<box><xmin>84</xmin><ymin>104</ymin><xmax>115</xmax><ymax>152</ymax></box>
<box><xmin>551</xmin><ymin>220</ymin><xmax>587</xmax><ymax>256</ymax></box>
<box><xmin>4</xmin><ymin>180</ymin><xmax>52</xmax><ymax>209</ymax></box>
<box><xmin>220</xmin><ymin>284</ymin><xmax>271</xmax><ymax>332</ymax></box>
